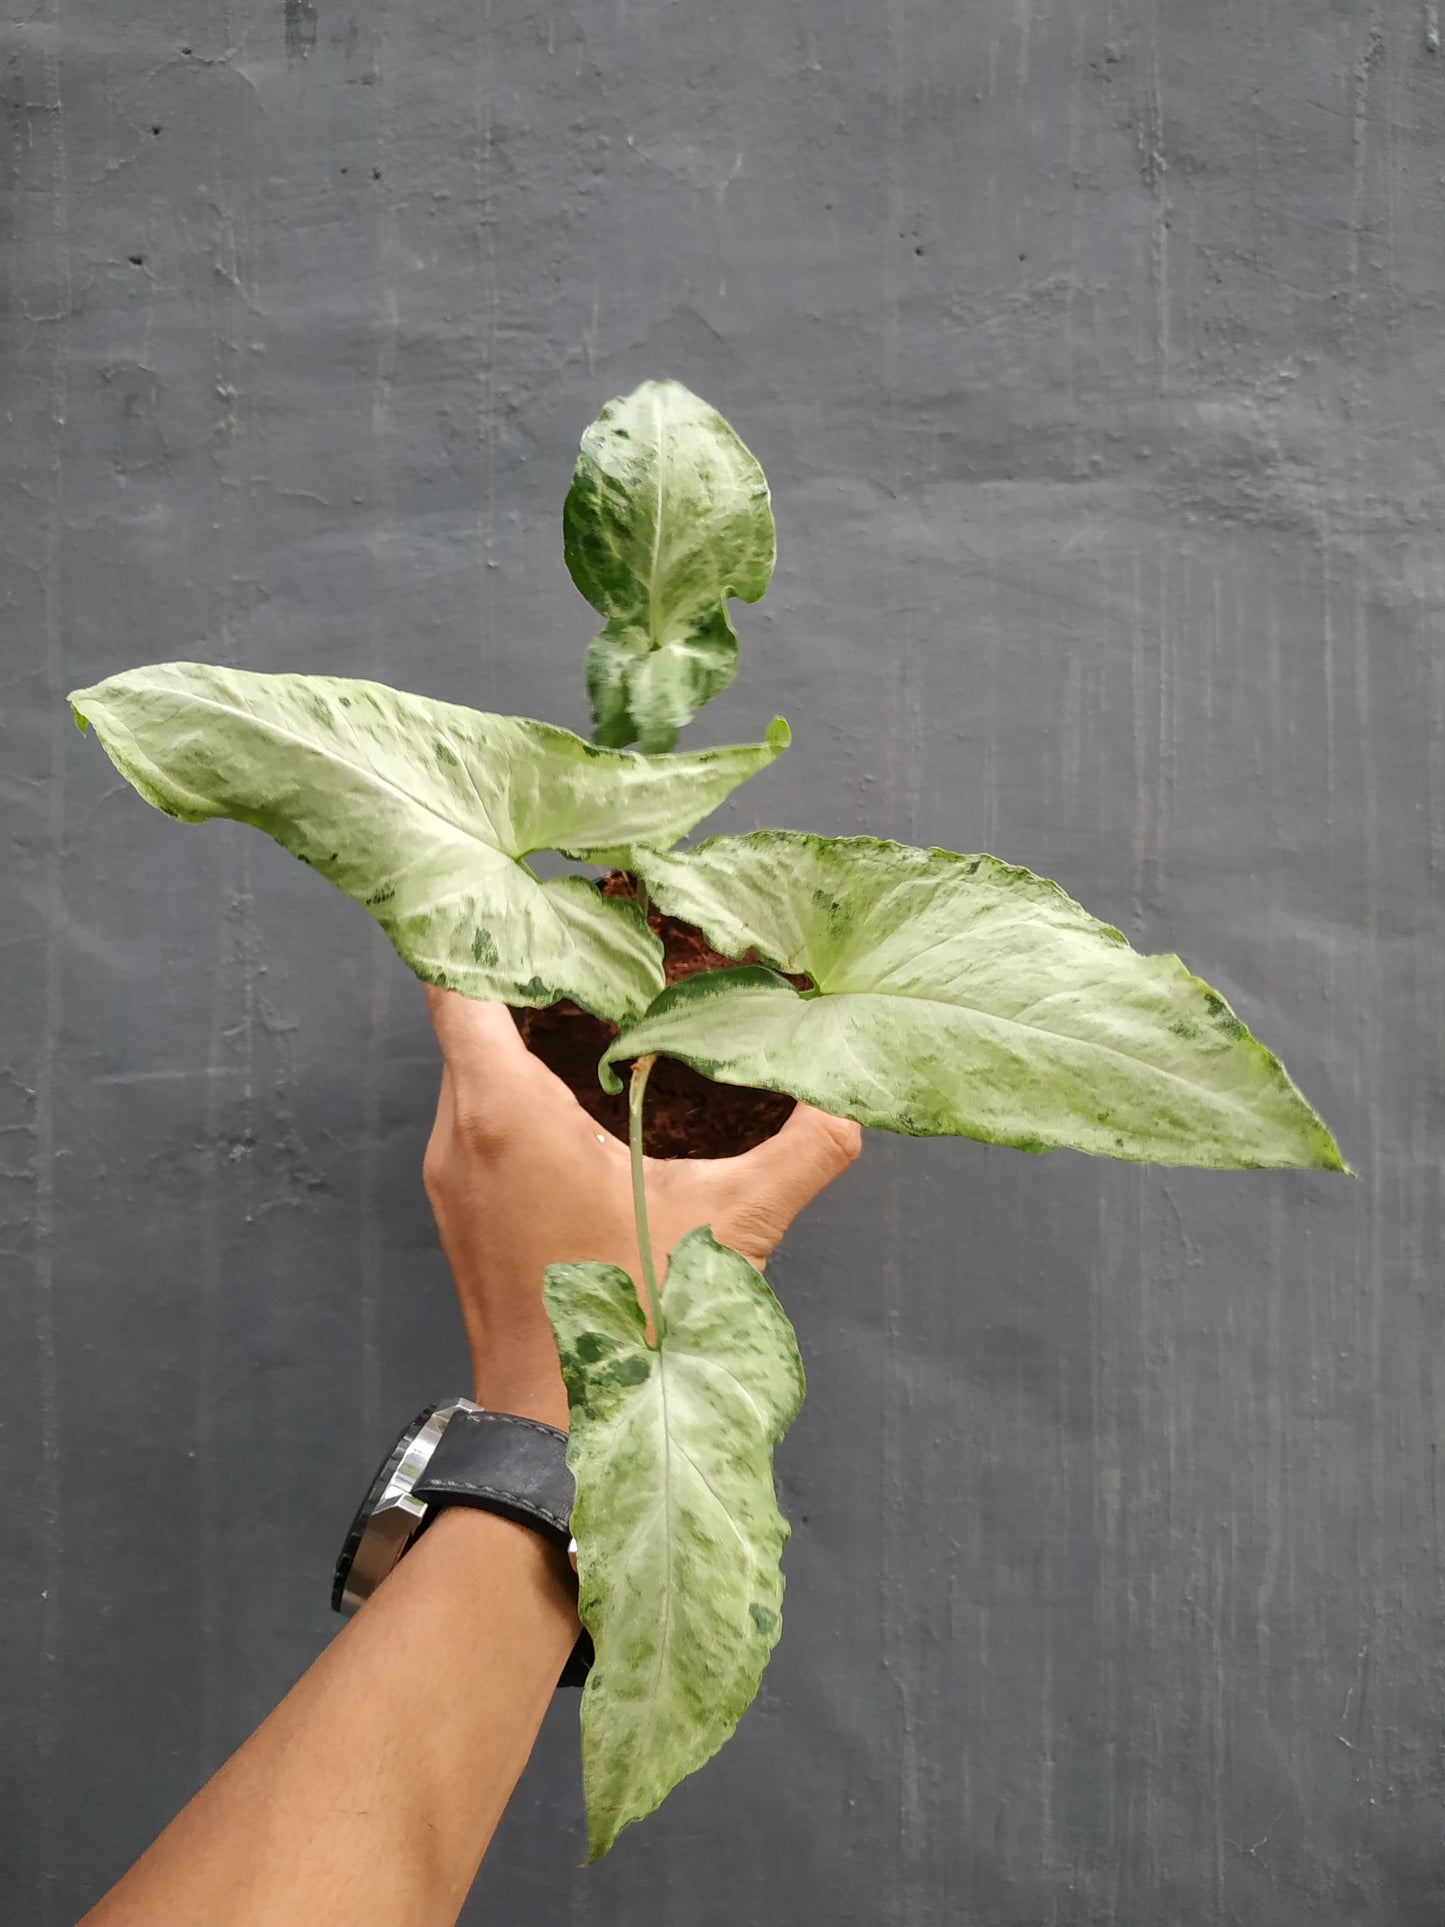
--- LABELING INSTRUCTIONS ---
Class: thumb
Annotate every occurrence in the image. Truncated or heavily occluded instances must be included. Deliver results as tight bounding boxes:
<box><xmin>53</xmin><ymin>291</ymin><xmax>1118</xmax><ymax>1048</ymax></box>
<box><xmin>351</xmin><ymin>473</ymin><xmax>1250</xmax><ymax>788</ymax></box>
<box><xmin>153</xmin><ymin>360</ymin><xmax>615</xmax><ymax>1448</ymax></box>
<box><xmin>716</xmin><ymin>1101</ymin><xmax>863</xmax><ymax>1259</ymax></box>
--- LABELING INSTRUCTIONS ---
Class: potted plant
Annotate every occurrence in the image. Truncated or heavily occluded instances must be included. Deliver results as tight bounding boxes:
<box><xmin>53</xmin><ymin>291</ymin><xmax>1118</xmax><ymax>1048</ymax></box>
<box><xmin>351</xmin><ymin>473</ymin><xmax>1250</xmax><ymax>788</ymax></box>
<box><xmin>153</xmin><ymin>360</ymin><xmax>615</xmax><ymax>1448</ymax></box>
<box><xmin>70</xmin><ymin>379</ymin><xmax>1346</xmax><ymax>1860</ymax></box>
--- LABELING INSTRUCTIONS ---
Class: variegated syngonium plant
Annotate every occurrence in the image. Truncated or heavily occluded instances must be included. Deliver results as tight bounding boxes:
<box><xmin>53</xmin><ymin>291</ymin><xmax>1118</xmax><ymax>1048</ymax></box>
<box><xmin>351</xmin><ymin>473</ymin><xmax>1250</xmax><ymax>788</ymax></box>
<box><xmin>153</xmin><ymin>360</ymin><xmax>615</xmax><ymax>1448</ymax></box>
<box><xmin>69</xmin><ymin>377</ymin><xmax>1348</xmax><ymax>1863</ymax></box>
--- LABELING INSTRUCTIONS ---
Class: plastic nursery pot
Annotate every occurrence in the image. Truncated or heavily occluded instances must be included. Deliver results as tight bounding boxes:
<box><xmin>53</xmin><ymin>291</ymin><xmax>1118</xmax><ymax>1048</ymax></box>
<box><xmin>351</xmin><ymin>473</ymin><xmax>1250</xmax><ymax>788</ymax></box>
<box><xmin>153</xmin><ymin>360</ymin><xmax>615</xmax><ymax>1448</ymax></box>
<box><xmin>511</xmin><ymin>873</ymin><xmax>797</xmax><ymax>1159</ymax></box>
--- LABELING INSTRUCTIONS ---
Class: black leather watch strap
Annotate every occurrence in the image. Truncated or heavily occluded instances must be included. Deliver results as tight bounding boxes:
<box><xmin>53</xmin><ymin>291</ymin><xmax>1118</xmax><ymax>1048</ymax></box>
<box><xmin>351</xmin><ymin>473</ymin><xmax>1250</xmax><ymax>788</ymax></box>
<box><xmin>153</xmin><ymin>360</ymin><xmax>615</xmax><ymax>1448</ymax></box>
<box><xmin>412</xmin><ymin>1409</ymin><xmax>574</xmax><ymax>1541</ymax></box>
<box><xmin>412</xmin><ymin>1409</ymin><xmax>593</xmax><ymax>1688</ymax></box>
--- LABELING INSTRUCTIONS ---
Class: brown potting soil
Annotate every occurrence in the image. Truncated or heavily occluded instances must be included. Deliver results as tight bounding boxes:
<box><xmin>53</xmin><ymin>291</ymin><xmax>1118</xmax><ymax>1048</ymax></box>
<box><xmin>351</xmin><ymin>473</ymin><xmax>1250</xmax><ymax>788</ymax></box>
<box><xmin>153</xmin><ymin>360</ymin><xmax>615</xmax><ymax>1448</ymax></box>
<box><xmin>512</xmin><ymin>873</ymin><xmax>799</xmax><ymax>1159</ymax></box>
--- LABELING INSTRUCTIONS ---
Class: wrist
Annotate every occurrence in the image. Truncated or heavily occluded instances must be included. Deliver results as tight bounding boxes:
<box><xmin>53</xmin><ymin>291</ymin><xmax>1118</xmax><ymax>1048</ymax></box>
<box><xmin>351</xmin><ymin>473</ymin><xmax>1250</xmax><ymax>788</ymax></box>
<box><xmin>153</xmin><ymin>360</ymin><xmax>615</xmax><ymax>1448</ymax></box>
<box><xmin>422</xmin><ymin>1502</ymin><xmax>579</xmax><ymax>1619</ymax></box>
<box><xmin>470</xmin><ymin>1353</ymin><xmax>570</xmax><ymax>1430</ymax></box>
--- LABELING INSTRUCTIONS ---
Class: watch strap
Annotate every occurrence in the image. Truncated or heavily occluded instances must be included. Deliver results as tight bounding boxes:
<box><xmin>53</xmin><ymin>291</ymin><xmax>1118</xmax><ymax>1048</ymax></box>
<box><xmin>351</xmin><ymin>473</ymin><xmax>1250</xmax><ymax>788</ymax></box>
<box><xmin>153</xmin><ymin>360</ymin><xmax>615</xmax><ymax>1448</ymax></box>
<box><xmin>412</xmin><ymin>1409</ymin><xmax>575</xmax><ymax>1543</ymax></box>
<box><xmin>411</xmin><ymin>1409</ymin><xmax>593</xmax><ymax>1688</ymax></box>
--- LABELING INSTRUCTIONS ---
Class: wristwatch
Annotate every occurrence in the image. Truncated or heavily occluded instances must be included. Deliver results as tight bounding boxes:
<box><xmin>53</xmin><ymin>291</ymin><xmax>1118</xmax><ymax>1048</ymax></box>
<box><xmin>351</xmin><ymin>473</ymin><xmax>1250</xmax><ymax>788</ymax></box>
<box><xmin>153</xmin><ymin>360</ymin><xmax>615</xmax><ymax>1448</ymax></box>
<box><xmin>332</xmin><ymin>1398</ymin><xmax>593</xmax><ymax>1687</ymax></box>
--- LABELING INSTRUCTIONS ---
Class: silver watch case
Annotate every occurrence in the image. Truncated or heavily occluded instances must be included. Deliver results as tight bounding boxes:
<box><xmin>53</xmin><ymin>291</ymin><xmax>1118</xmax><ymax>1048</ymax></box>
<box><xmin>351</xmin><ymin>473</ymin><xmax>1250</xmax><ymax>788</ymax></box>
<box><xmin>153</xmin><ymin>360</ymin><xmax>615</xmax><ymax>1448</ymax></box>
<box><xmin>332</xmin><ymin>1397</ymin><xmax>578</xmax><ymax>1618</ymax></box>
<box><xmin>332</xmin><ymin>1398</ymin><xmax>481</xmax><ymax>1617</ymax></box>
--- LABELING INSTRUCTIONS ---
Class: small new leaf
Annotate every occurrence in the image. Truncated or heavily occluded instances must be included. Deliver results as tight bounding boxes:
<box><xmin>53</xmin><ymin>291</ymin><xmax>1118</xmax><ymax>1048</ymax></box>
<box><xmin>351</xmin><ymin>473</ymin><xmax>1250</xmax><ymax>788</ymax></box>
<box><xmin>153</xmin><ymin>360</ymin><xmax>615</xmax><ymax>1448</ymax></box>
<box><xmin>544</xmin><ymin>1228</ymin><xmax>805</xmax><ymax>1861</ymax></box>
<box><xmin>69</xmin><ymin>663</ymin><xmax>787</xmax><ymax>1024</ymax></box>
<box><xmin>565</xmin><ymin>380</ymin><xmax>776</xmax><ymax>752</ymax></box>
<box><xmin>607</xmin><ymin>833</ymin><xmax>1348</xmax><ymax>1170</ymax></box>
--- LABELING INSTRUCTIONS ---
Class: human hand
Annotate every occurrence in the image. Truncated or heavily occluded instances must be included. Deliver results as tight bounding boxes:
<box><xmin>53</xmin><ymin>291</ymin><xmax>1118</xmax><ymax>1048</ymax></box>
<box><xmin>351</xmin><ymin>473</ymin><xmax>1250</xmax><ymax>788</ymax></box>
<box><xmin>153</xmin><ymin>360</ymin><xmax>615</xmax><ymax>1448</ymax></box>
<box><xmin>422</xmin><ymin>987</ymin><xmax>862</xmax><ymax>1429</ymax></box>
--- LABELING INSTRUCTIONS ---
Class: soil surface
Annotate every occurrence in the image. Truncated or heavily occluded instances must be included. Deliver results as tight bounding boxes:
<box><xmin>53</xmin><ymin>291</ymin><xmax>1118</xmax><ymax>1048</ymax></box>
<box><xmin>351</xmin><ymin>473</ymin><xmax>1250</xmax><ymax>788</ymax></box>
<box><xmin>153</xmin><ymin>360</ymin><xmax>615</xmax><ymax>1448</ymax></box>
<box><xmin>513</xmin><ymin>873</ymin><xmax>799</xmax><ymax>1158</ymax></box>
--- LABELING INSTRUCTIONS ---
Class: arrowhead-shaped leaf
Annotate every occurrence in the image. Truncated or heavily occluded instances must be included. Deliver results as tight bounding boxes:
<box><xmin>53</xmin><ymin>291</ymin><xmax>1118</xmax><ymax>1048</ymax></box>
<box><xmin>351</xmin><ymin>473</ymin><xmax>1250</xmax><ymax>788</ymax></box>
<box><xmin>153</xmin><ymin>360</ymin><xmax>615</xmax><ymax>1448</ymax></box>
<box><xmin>544</xmin><ymin>1228</ymin><xmax>804</xmax><ymax>1861</ymax></box>
<box><xmin>605</xmin><ymin>833</ymin><xmax>1348</xmax><ymax>1170</ymax></box>
<box><xmin>69</xmin><ymin>663</ymin><xmax>787</xmax><ymax>1024</ymax></box>
<box><xmin>564</xmin><ymin>380</ymin><xmax>775</xmax><ymax>752</ymax></box>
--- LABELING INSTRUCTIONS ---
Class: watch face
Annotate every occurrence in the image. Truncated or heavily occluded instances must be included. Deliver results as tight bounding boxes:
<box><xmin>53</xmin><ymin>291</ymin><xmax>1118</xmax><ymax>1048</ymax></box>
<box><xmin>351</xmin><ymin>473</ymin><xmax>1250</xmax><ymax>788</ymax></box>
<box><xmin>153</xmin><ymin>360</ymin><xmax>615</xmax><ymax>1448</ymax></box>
<box><xmin>330</xmin><ymin>1406</ymin><xmax>437</xmax><ymax>1614</ymax></box>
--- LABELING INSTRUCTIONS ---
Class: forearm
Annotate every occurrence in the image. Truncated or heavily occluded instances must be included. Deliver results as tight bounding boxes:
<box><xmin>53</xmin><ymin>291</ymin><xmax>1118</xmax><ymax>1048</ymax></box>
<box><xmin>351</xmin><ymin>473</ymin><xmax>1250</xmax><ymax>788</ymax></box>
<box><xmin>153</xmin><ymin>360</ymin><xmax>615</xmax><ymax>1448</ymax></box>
<box><xmin>82</xmin><ymin>1503</ymin><xmax>578</xmax><ymax>1927</ymax></box>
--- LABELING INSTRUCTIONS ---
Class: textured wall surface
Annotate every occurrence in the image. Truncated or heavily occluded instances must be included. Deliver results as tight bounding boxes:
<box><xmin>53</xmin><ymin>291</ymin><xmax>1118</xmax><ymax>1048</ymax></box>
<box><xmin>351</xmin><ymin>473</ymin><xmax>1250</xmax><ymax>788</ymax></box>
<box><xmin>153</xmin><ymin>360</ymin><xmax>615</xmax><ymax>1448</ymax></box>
<box><xmin>4</xmin><ymin>3</ymin><xmax>1443</xmax><ymax>1921</ymax></box>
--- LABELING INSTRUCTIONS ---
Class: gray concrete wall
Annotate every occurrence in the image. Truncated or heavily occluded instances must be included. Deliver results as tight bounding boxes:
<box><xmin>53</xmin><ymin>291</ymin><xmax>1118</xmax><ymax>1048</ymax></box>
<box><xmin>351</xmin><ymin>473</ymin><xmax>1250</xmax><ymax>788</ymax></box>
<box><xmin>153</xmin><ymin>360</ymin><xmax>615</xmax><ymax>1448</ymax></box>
<box><xmin>4</xmin><ymin>3</ymin><xmax>1442</xmax><ymax>1920</ymax></box>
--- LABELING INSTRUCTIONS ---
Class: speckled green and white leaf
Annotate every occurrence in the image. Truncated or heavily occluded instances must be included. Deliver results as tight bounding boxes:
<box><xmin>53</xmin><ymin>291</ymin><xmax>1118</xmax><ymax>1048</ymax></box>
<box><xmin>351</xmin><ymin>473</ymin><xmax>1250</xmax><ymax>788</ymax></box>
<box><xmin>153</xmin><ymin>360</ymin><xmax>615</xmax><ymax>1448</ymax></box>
<box><xmin>68</xmin><ymin>663</ymin><xmax>787</xmax><ymax>1024</ymax></box>
<box><xmin>606</xmin><ymin>833</ymin><xmax>1347</xmax><ymax>1170</ymax></box>
<box><xmin>543</xmin><ymin>1228</ymin><xmax>804</xmax><ymax>1861</ymax></box>
<box><xmin>565</xmin><ymin>380</ymin><xmax>775</xmax><ymax>752</ymax></box>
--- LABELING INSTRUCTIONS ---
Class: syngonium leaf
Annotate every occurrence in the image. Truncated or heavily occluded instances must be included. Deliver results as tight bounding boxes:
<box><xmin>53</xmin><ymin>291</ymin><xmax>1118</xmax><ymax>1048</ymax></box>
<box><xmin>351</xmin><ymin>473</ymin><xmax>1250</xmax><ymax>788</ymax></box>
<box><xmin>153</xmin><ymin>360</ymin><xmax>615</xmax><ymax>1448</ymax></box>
<box><xmin>543</xmin><ymin>1227</ymin><xmax>804</xmax><ymax>1862</ymax></box>
<box><xmin>604</xmin><ymin>832</ymin><xmax>1349</xmax><ymax>1171</ymax></box>
<box><xmin>69</xmin><ymin>663</ymin><xmax>788</xmax><ymax>1025</ymax></box>
<box><xmin>565</xmin><ymin>379</ymin><xmax>776</xmax><ymax>753</ymax></box>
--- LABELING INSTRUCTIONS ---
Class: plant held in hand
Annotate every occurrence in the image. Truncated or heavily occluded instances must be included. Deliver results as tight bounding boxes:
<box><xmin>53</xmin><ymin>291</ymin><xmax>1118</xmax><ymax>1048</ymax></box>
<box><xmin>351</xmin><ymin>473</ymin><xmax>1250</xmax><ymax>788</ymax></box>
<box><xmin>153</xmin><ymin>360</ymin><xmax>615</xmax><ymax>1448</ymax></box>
<box><xmin>71</xmin><ymin>378</ymin><xmax>1347</xmax><ymax>1859</ymax></box>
